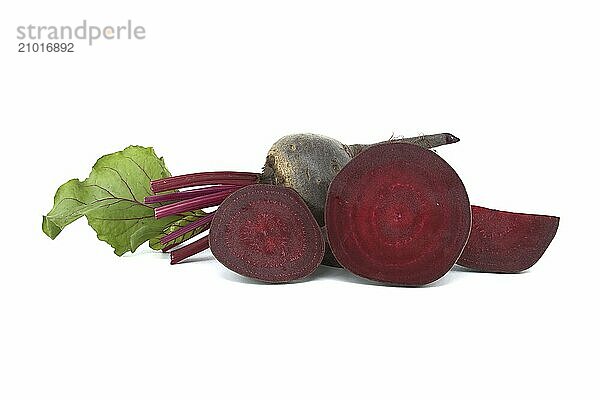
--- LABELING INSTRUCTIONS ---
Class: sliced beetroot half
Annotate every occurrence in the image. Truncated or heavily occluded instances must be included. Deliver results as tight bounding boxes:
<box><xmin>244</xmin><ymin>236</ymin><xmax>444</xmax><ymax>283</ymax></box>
<box><xmin>325</xmin><ymin>143</ymin><xmax>471</xmax><ymax>286</ymax></box>
<box><xmin>457</xmin><ymin>206</ymin><xmax>559</xmax><ymax>273</ymax></box>
<box><xmin>209</xmin><ymin>184</ymin><xmax>325</xmax><ymax>283</ymax></box>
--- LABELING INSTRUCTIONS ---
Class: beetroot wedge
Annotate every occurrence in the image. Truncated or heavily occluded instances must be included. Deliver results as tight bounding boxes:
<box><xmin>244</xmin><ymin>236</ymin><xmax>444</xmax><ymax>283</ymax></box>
<box><xmin>325</xmin><ymin>143</ymin><xmax>471</xmax><ymax>286</ymax></box>
<box><xmin>209</xmin><ymin>185</ymin><xmax>325</xmax><ymax>283</ymax></box>
<box><xmin>457</xmin><ymin>206</ymin><xmax>559</xmax><ymax>273</ymax></box>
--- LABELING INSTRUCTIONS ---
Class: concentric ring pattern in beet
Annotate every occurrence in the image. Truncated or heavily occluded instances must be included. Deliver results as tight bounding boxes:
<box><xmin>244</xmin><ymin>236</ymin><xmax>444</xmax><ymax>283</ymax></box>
<box><xmin>210</xmin><ymin>184</ymin><xmax>324</xmax><ymax>283</ymax></box>
<box><xmin>325</xmin><ymin>143</ymin><xmax>471</xmax><ymax>286</ymax></box>
<box><xmin>458</xmin><ymin>205</ymin><xmax>559</xmax><ymax>273</ymax></box>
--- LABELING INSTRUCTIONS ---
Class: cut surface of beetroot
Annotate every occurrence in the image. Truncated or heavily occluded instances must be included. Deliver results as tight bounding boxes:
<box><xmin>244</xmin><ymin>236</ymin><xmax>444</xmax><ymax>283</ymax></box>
<box><xmin>209</xmin><ymin>185</ymin><xmax>325</xmax><ymax>283</ymax></box>
<box><xmin>325</xmin><ymin>143</ymin><xmax>471</xmax><ymax>286</ymax></box>
<box><xmin>458</xmin><ymin>206</ymin><xmax>559</xmax><ymax>273</ymax></box>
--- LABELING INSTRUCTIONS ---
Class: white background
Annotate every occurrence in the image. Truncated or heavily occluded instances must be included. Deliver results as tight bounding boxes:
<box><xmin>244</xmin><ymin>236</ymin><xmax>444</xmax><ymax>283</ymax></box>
<box><xmin>1</xmin><ymin>1</ymin><xmax>598</xmax><ymax>399</ymax></box>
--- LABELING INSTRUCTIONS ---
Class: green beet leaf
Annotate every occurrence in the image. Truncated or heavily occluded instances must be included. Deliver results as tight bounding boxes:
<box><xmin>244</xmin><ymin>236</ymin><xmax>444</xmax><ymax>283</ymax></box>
<box><xmin>42</xmin><ymin>145</ymin><xmax>187</xmax><ymax>256</ymax></box>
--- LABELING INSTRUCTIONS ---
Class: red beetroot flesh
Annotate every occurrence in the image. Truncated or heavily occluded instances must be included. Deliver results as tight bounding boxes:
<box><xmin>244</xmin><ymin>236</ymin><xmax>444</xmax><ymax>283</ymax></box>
<box><xmin>458</xmin><ymin>206</ymin><xmax>559</xmax><ymax>273</ymax></box>
<box><xmin>209</xmin><ymin>185</ymin><xmax>325</xmax><ymax>283</ymax></box>
<box><xmin>325</xmin><ymin>143</ymin><xmax>471</xmax><ymax>286</ymax></box>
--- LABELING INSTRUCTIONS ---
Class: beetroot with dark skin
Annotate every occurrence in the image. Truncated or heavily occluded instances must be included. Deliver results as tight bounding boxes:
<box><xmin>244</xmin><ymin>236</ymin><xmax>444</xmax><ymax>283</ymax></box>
<box><xmin>325</xmin><ymin>143</ymin><xmax>471</xmax><ymax>286</ymax></box>
<box><xmin>457</xmin><ymin>206</ymin><xmax>559</xmax><ymax>273</ymax></box>
<box><xmin>147</xmin><ymin>133</ymin><xmax>457</xmax><ymax>264</ymax></box>
<box><xmin>209</xmin><ymin>185</ymin><xmax>325</xmax><ymax>283</ymax></box>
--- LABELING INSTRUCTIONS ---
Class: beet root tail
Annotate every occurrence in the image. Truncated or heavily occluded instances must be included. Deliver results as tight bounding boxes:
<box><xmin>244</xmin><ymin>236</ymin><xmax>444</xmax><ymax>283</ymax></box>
<box><xmin>347</xmin><ymin>132</ymin><xmax>460</xmax><ymax>157</ymax></box>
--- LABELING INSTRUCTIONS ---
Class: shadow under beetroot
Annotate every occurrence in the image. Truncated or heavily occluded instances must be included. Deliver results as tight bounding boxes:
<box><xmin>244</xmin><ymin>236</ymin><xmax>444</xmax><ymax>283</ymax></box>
<box><xmin>169</xmin><ymin>252</ymin><xmax>488</xmax><ymax>287</ymax></box>
<box><xmin>218</xmin><ymin>264</ymin><xmax>472</xmax><ymax>287</ymax></box>
<box><xmin>451</xmin><ymin>264</ymin><xmax>531</xmax><ymax>275</ymax></box>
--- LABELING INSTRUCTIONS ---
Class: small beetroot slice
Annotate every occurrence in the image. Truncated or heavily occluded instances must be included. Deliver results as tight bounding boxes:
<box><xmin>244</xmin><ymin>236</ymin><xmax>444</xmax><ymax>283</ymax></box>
<box><xmin>325</xmin><ymin>143</ymin><xmax>471</xmax><ymax>286</ymax></box>
<box><xmin>209</xmin><ymin>185</ymin><xmax>325</xmax><ymax>283</ymax></box>
<box><xmin>458</xmin><ymin>206</ymin><xmax>559</xmax><ymax>273</ymax></box>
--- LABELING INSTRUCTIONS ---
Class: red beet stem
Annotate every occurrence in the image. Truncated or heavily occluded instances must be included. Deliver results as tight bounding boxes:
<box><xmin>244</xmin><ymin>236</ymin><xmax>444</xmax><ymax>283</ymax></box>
<box><xmin>151</xmin><ymin>172</ymin><xmax>259</xmax><ymax>193</ymax></box>
<box><xmin>161</xmin><ymin>221</ymin><xmax>211</xmax><ymax>253</ymax></box>
<box><xmin>154</xmin><ymin>188</ymin><xmax>238</xmax><ymax>219</ymax></box>
<box><xmin>144</xmin><ymin>185</ymin><xmax>242</xmax><ymax>204</ymax></box>
<box><xmin>170</xmin><ymin>235</ymin><xmax>210</xmax><ymax>265</ymax></box>
<box><xmin>161</xmin><ymin>212</ymin><xmax>215</xmax><ymax>245</ymax></box>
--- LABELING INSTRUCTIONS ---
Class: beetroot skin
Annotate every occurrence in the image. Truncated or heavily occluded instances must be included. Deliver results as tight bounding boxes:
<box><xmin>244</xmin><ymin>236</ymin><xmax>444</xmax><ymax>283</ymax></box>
<box><xmin>209</xmin><ymin>185</ymin><xmax>325</xmax><ymax>283</ymax></box>
<box><xmin>457</xmin><ymin>206</ymin><xmax>559</xmax><ymax>273</ymax></box>
<box><xmin>325</xmin><ymin>143</ymin><xmax>471</xmax><ymax>286</ymax></box>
